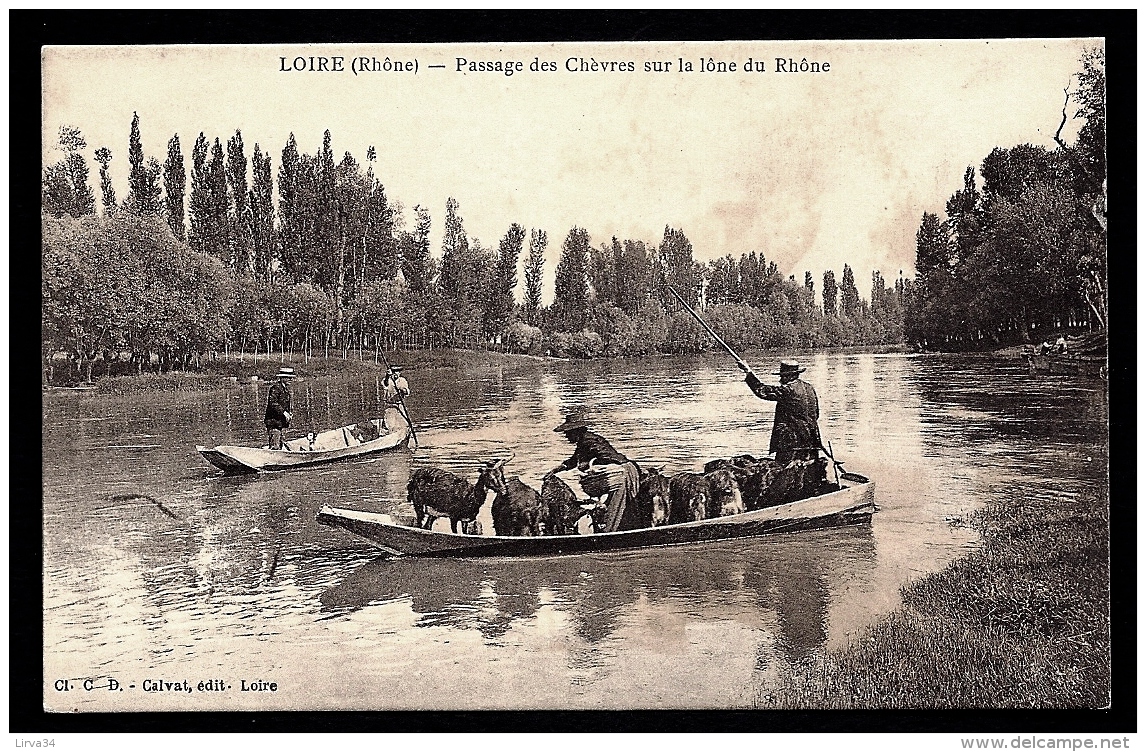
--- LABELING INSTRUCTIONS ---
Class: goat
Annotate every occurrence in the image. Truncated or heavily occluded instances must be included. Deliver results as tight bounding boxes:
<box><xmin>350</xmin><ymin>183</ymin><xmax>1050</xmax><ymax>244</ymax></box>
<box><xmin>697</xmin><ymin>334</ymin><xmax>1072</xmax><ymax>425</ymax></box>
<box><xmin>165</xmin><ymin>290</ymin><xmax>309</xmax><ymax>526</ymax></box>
<box><xmin>541</xmin><ymin>474</ymin><xmax>589</xmax><ymax>536</ymax></box>
<box><xmin>668</xmin><ymin>472</ymin><xmax>711</xmax><ymax>523</ymax></box>
<box><xmin>635</xmin><ymin>467</ymin><xmax>672</xmax><ymax>527</ymax></box>
<box><xmin>491</xmin><ymin>462</ymin><xmax>546</xmax><ymax>537</ymax></box>
<box><xmin>668</xmin><ymin>469</ymin><xmax>747</xmax><ymax>523</ymax></box>
<box><xmin>706</xmin><ymin>468</ymin><xmax>745</xmax><ymax>517</ymax></box>
<box><xmin>406</xmin><ymin>457</ymin><xmax>508</xmax><ymax>533</ymax></box>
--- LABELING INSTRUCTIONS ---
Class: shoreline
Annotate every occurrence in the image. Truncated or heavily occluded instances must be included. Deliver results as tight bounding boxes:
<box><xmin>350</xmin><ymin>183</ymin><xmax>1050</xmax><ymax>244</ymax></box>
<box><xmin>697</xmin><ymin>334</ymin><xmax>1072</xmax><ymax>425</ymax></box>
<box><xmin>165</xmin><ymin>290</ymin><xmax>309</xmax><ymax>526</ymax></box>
<box><xmin>44</xmin><ymin>343</ymin><xmax>919</xmax><ymax>395</ymax></box>
<box><xmin>754</xmin><ymin>462</ymin><xmax>1109</xmax><ymax>708</ymax></box>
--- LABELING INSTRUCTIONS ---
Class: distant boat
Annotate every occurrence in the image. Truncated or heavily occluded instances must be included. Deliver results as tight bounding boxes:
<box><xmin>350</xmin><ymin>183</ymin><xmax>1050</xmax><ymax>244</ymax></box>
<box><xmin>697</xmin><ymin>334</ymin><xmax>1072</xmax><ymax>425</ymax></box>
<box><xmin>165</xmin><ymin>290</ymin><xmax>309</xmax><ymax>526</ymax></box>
<box><xmin>316</xmin><ymin>474</ymin><xmax>876</xmax><ymax>558</ymax></box>
<box><xmin>1024</xmin><ymin>330</ymin><xmax>1108</xmax><ymax>379</ymax></box>
<box><xmin>197</xmin><ymin>419</ymin><xmax>409</xmax><ymax>474</ymax></box>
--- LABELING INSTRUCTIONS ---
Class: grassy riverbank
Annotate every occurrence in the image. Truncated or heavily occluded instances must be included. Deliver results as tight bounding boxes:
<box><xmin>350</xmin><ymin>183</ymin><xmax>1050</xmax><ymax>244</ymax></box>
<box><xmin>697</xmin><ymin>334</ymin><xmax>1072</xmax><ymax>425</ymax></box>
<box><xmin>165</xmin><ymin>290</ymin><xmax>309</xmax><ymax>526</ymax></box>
<box><xmin>755</xmin><ymin>479</ymin><xmax>1110</xmax><ymax>708</ymax></box>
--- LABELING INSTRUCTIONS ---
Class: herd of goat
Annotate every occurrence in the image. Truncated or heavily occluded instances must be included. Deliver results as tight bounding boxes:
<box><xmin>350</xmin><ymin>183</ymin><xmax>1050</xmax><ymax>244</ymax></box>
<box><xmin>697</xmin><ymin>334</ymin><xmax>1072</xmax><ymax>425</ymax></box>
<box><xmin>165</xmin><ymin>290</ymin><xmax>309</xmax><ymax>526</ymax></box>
<box><xmin>407</xmin><ymin>454</ymin><xmax>825</xmax><ymax>537</ymax></box>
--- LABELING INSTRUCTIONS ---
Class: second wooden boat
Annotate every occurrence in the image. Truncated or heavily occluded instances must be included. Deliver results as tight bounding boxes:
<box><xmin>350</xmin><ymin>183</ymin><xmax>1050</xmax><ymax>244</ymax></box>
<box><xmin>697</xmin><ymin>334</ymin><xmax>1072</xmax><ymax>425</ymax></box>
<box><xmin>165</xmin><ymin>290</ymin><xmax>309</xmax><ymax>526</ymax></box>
<box><xmin>197</xmin><ymin>419</ymin><xmax>409</xmax><ymax>474</ymax></box>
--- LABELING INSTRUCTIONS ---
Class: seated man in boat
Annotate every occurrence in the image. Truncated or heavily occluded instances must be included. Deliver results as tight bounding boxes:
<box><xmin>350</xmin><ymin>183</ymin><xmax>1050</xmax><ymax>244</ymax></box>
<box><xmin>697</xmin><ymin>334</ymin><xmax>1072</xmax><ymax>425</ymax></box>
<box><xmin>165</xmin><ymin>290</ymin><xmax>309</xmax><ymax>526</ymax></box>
<box><xmin>264</xmin><ymin>366</ymin><xmax>295</xmax><ymax>450</ymax></box>
<box><xmin>547</xmin><ymin>413</ymin><xmax>641</xmax><ymax>533</ymax></box>
<box><xmin>382</xmin><ymin>365</ymin><xmax>411</xmax><ymax>433</ymax></box>
<box><xmin>744</xmin><ymin>360</ymin><xmax>828</xmax><ymax>489</ymax></box>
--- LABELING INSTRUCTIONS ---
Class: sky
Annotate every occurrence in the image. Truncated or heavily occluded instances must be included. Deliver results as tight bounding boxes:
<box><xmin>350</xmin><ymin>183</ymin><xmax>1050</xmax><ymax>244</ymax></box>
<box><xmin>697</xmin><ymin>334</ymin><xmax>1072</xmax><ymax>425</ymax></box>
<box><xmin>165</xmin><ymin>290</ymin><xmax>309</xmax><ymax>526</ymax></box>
<box><xmin>42</xmin><ymin>39</ymin><xmax>1097</xmax><ymax>302</ymax></box>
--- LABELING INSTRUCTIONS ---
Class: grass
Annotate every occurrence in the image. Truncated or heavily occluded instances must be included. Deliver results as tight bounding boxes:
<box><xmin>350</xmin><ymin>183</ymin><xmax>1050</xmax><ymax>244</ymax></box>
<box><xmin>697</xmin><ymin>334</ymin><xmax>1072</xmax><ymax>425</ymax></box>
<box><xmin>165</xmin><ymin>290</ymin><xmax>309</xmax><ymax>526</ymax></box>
<box><xmin>754</xmin><ymin>482</ymin><xmax>1110</xmax><ymax>708</ymax></box>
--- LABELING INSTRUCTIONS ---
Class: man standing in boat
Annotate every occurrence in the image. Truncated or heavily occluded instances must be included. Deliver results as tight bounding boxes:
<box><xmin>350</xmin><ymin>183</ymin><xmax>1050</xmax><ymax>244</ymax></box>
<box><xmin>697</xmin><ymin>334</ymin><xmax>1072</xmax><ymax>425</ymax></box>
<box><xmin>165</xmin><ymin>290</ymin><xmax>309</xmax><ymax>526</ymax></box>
<box><xmin>265</xmin><ymin>366</ymin><xmax>295</xmax><ymax>450</ymax></box>
<box><xmin>382</xmin><ymin>365</ymin><xmax>411</xmax><ymax>433</ymax></box>
<box><xmin>745</xmin><ymin>360</ymin><xmax>827</xmax><ymax>485</ymax></box>
<box><xmin>548</xmin><ymin>414</ymin><xmax>641</xmax><ymax>533</ymax></box>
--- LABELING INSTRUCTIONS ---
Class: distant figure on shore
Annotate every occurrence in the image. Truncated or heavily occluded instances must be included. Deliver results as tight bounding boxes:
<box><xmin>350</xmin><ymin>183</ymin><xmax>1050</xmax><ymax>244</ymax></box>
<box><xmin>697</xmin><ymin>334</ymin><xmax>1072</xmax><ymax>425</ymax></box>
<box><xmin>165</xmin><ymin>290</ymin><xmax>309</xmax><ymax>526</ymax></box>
<box><xmin>548</xmin><ymin>413</ymin><xmax>641</xmax><ymax>533</ymax></box>
<box><xmin>383</xmin><ymin>365</ymin><xmax>411</xmax><ymax>433</ymax></box>
<box><xmin>1056</xmin><ymin>335</ymin><xmax>1068</xmax><ymax>354</ymax></box>
<box><xmin>745</xmin><ymin>360</ymin><xmax>827</xmax><ymax>487</ymax></box>
<box><xmin>265</xmin><ymin>366</ymin><xmax>295</xmax><ymax>450</ymax></box>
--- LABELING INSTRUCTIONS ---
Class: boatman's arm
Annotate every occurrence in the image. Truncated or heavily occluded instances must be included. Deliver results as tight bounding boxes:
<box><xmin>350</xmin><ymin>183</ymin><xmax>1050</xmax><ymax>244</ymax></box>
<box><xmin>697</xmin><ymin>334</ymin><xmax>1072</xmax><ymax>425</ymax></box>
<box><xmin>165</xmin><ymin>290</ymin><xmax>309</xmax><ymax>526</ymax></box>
<box><xmin>745</xmin><ymin>371</ymin><xmax>782</xmax><ymax>401</ymax></box>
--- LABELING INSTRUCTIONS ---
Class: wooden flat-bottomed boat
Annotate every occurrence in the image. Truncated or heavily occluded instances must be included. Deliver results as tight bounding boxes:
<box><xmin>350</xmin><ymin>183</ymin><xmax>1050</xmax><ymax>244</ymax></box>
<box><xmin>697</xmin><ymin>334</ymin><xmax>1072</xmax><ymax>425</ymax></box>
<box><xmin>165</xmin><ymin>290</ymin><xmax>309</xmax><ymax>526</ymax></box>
<box><xmin>197</xmin><ymin>419</ymin><xmax>409</xmax><ymax>474</ymax></box>
<box><xmin>316</xmin><ymin>474</ymin><xmax>875</xmax><ymax>558</ymax></box>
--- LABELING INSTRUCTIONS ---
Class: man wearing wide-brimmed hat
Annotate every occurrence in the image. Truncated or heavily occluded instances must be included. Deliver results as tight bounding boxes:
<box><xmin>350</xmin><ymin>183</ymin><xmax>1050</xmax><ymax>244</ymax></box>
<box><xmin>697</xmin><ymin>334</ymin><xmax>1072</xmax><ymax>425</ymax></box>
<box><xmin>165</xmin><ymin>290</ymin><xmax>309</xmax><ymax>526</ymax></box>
<box><xmin>382</xmin><ymin>364</ymin><xmax>412</xmax><ymax>433</ymax></box>
<box><xmin>745</xmin><ymin>360</ymin><xmax>823</xmax><ymax>466</ymax></box>
<box><xmin>548</xmin><ymin>413</ymin><xmax>641</xmax><ymax>533</ymax></box>
<box><xmin>265</xmin><ymin>366</ymin><xmax>296</xmax><ymax>450</ymax></box>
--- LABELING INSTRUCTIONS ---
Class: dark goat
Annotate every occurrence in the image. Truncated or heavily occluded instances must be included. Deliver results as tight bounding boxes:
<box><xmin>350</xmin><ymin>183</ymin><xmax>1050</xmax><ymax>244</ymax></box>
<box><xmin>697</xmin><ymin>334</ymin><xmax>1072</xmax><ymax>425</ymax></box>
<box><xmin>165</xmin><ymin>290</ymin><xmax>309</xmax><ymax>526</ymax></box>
<box><xmin>491</xmin><ymin>474</ymin><xmax>546</xmax><ymax>537</ymax></box>
<box><xmin>635</xmin><ymin>467</ymin><xmax>672</xmax><ymax>527</ymax></box>
<box><xmin>668</xmin><ymin>472</ymin><xmax>711</xmax><ymax>523</ymax></box>
<box><xmin>668</xmin><ymin>469</ymin><xmax>746</xmax><ymax>523</ymax></box>
<box><xmin>541</xmin><ymin>475</ymin><xmax>588</xmax><ymax>536</ymax></box>
<box><xmin>407</xmin><ymin>458</ymin><xmax>508</xmax><ymax>533</ymax></box>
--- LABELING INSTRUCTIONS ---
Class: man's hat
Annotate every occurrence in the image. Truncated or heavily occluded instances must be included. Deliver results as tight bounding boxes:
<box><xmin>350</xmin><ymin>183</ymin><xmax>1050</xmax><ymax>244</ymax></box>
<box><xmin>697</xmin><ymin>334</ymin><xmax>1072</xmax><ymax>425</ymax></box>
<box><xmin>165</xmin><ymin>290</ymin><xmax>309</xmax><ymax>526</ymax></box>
<box><xmin>276</xmin><ymin>366</ymin><xmax>296</xmax><ymax>379</ymax></box>
<box><xmin>553</xmin><ymin>413</ymin><xmax>589</xmax><ymax>433</ymax></box>
<box><xmin>776</xmin><ymin>360</ymin><xmax>805</xmax><ymax>376</ymax></box>
<box><xmin>389</xmin><ymin>364</ymin><xmax>403</xmax><ymax>372</ymax></box>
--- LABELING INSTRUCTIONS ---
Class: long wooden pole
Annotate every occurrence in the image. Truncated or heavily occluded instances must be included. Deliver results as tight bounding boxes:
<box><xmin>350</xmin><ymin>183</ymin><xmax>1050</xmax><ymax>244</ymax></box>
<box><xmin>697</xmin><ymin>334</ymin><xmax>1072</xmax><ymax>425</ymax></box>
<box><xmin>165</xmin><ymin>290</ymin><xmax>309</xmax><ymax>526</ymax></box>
<box><xmin>665</xmin><ymin>285</ymin><xmax>755</xmax><ymax>376</ymax></box>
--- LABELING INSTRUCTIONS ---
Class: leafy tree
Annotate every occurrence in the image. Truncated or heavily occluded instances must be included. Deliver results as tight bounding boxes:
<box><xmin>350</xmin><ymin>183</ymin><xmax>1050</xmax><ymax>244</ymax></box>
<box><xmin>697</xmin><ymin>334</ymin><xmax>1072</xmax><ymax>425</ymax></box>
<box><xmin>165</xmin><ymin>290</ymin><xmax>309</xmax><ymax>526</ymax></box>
<box><xmin>523</xmin><ymin>228</ymin><xmax>547</xmax><ymax>324</ymax></box>
<box><xmin>399</xmin><ymin>205</ymin><xmax>432</xmax><ymax>293</ymax></box>
<box><xmin>93</xmin><ymin>147</ymin><xmax>117</xmax><ymax>216</ymax></box>
<box><xmin>552</xmin><ymin>226</ymin><xmax>591</xmax><ymax>331</ymax></box>
<box><xmin>616</xmin><ymin>239</ymin><xmax>653</xmax><ymax>314</ymax></box>
<box><xmin>656</xmin><ymin>226</ymin><xmax>701</xmax><ymax>307</ymax></box>
<box><xmin>42</xmin><ymin>126</ymin><xmax>95</xmax><ymax>218</ymax></box>
<box><xmin>163</xmin><ymin>135</ymin><xmax>186</xmax><ymax>239</ymax></box>
<box><xmin>945</xmin><ymin>166</ymin><xmax>982</xmax><ymax>262</ymax></box>
<box><xmin>821</xmin><ymin>270</ymin><xmax>837</xmax><ymax>317</ymax></box>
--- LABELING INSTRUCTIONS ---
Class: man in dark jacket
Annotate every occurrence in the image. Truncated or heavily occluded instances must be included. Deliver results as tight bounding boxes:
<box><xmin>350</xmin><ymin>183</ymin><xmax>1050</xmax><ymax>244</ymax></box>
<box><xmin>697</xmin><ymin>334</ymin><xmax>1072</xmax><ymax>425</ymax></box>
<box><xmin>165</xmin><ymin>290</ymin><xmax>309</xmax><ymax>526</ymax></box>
<box><xmin>548</xmin><ymin>414</ymin><xmax>641</xmax><ymax>533</ymax></box>
<box><xmin>265</xmin><ymin>366</ymin><xmax>295</xmax><ymax>449</ymax></box>
<box><xmin>745</xmin><ymin>360</ymin><xmax>823</xmax><ymax>465</ymax></box>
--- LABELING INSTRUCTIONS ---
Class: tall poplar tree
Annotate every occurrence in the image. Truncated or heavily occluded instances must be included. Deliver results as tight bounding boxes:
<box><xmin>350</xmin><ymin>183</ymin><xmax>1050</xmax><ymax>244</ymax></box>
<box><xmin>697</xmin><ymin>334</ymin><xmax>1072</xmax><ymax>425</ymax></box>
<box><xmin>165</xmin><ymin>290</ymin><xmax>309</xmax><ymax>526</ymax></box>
<box><xmin>399</xmin><ymin>205</ymin><xmax>432</xmax><ymax>293</ymax></box>
<box><xmin>188</xmin><ymin>133</ymin><xmax>211</xmax><ymax>256</ymax></box>
<box><xmin>226</xmin><ymin>130</ymin><xmax>253</xmax><ymax>275</ymax></box>
<box><xmin>552</xmin><ymin>226</ymin><xmax>590</xmax><ymax>331</ymax></box>
<box><xmin>207</xmin><ymin>138</ymin><xmax>230</xmax><ymax>262</ymax></box>
<box><xmin>657</xmin><ymin>226</ymin><xmax>701</xmax><ymax>307</ymax></box>
<box><xmin>840</xmin><ymin>263</ymin><xmax>860</xmax><ymax>318</ymax></box>
<box><xmin>125</xmin><ymin>112</ymin><xmax>162</xmax><ymax>215</ymax></box>
<box><xmin>484</xmin><ymin>223</ymin><xmax>525</xmax><ymax>337</ymax></box>
<box><xmin>163</xmin><ymin>135</ymin><xmax>186</xmax><ymax>240</ymax></box>
<box><xmin>523</xmin><ymin>229</ymin><xmax>547</xmax><ymax>324</ymax></box>
<box><xmin>249</xmin><ymin>143</ymin><xmax>275</xmax><ymax>282</ymax></box>
<box><xmin>822</xmin><ymin>269</ymin><xmax>838</xmax><ymax>316</ymax></box>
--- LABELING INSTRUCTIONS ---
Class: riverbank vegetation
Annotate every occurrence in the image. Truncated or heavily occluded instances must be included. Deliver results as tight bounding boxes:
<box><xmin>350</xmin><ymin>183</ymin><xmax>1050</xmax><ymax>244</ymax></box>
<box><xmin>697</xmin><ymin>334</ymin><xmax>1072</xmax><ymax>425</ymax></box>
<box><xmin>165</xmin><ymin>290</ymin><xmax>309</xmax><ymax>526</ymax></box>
<box><xmin>906</xmin><ymin>47</ymin><xmax>1107</xmax><ymax>351</ymax></box>
<box><xmin>42</xmin><ymin>49</ymin><xmax>1104</xmax><ymax>384</ymax></box>
<box><xmin>755</xmin><ymin>470</ymin><xmax>1109</xmax><ymax>708</ymax></box>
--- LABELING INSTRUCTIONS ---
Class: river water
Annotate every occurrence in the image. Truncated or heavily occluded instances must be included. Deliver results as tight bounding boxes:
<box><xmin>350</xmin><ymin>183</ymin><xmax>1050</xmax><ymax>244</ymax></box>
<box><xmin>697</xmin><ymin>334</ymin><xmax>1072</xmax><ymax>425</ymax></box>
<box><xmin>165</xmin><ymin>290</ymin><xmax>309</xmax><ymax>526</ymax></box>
<box><xmin>42</xmin><ymin>351</ymin><xmax>1109</xmax><ymax>710</ymax></box>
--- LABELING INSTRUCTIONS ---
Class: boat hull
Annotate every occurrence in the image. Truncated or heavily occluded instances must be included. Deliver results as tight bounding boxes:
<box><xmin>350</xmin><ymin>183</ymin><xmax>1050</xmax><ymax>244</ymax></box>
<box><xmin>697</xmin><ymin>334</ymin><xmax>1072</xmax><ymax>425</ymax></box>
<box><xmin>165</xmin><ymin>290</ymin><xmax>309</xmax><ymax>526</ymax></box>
<box><xmin>197</xmin><ymin>421</ymin><xmax>409</xmax><ymax>473</ymax></box>
<box><xmin>316</xmin><ymin>480</ymin><xmax>876</xmax><ymax>557</ymax></box>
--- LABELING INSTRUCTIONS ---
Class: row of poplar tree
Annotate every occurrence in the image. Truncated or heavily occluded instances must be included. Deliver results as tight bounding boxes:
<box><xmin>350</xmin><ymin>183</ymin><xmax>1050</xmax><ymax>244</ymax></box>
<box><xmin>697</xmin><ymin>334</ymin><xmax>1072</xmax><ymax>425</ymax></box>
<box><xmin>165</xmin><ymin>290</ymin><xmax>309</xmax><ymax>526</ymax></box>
<box><xmin>42</xmin><ymin>113</ymin><xmax>908</xmax><ymax>381</ymax></box>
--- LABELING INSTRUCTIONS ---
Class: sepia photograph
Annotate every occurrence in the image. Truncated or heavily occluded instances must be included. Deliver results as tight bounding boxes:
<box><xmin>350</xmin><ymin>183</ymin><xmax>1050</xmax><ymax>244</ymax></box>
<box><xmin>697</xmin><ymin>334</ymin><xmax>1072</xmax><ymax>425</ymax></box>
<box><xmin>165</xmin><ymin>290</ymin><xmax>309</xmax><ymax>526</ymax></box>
<box><xmin>33</xmin><ymin>16</ymin><xmax>1120</xmax><ymax>726</ymax></box>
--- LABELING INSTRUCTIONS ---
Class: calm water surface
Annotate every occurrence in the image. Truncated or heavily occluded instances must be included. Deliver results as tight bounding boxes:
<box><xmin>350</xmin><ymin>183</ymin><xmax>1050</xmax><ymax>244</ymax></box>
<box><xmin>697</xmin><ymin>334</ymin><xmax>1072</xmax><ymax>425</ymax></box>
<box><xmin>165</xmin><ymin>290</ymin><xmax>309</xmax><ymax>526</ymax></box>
<box><xmin>42</xmin><ymin>352</ymin><xmax>1108</xmax><ymax>710</ymax></box>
